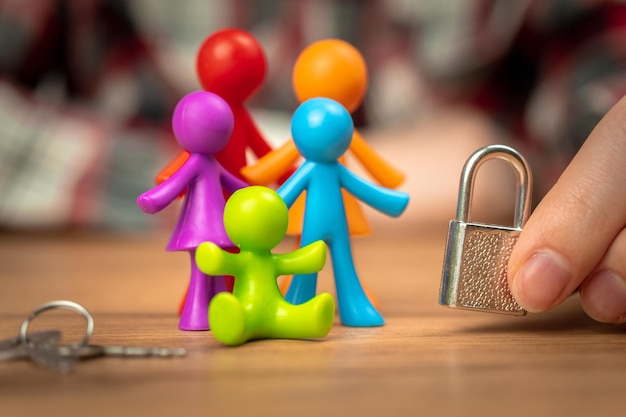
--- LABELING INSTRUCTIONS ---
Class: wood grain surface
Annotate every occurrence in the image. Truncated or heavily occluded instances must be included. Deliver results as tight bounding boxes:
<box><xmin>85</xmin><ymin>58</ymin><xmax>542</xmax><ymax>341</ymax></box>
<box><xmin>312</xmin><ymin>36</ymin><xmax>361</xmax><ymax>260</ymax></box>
<box><xmin>0</xmin><ymin>227</ymin><xmax>624</xmax><ymax>417</ymax></box>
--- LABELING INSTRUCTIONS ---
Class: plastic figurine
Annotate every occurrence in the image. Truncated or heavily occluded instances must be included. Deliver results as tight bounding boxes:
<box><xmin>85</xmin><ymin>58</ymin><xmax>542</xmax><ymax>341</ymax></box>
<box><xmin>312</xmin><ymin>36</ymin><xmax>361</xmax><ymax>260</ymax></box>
<box><xmin>196</xmin><ymin>186</ymin><xmax>335</xmax><ymax>346</ymax></box>
<box><xmin>137</xmin><ymin>91</ymin><xmax>247</xmax><ymax>331</ymax></box>
<box><xmin>241</xmin><ymin>39</ymin><xmax>405</xmax><ymax>300</ymax></box>
<box><xmin>278</xmin><ymin>97</ymin><xmax>409</xmax><ymax>327</ymax></box>
<box><xmin>157</xmin><ymin>28</ymin><xmax>280</xmax><ymax>185</ymax></box>
<box><xmin>157</xmin><ymin>28</ymin><xmax>287</xmax><ymax>315</ymax></box>
<box><xmin>242</xmin><ymin>38</ymin><xmax>405</xmax><ymax>223</ymax></box>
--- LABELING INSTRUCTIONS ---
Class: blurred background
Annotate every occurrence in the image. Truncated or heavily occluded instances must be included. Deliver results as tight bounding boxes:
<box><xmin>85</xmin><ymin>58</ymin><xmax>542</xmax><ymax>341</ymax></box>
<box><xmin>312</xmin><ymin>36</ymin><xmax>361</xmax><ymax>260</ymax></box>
<box><xmin>2</xmin><ymin>0</ymin><xmax>626</xmax><ymax>233</ymax></box>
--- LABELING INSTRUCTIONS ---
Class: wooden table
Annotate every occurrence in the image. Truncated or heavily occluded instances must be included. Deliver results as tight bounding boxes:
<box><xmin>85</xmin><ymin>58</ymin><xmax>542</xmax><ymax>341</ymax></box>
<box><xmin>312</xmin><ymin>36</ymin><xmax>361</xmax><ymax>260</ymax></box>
<box><xmin>0</xmin><ymin>224</ymin><xmax>624</xmax><ymax>417</ymax></box>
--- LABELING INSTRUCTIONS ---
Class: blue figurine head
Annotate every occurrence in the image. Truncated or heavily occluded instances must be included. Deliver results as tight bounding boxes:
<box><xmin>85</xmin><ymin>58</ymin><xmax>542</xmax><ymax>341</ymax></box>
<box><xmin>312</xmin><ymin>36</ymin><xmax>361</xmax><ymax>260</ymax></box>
<box><xmin>291</xmin><ymin>97</ymin><xmax>354</xmax><ymax>163</ymax></box>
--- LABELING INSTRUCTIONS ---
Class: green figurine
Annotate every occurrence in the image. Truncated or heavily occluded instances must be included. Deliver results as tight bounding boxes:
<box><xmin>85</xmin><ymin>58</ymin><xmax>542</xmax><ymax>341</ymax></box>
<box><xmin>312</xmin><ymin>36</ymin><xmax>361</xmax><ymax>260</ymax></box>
<box><xmin>195</xmin><ymin>186</ymin><xmax>335</xmax><ymax>346</ymax></box>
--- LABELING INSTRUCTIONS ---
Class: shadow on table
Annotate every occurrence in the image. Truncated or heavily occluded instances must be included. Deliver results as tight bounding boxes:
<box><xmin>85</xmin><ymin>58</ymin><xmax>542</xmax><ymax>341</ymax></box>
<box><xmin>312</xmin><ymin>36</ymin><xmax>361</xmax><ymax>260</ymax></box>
<box><xmin>452</xmin><ymin>296</ymin><xmax>626</xmax><ymax>335</ymax></box>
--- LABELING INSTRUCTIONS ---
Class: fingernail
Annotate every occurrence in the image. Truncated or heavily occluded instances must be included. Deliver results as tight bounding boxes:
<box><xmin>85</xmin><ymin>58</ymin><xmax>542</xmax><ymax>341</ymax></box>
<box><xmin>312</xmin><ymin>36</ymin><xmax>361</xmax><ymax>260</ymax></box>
<box><xmin>512</xmin><ymin>249</ymin><xmax>571</xmax><ymax>312</ymax></box>
<box><xmin>581</xmin><ymin>270</ymin><xmax>626</xmax><ymax>323</ymax></box>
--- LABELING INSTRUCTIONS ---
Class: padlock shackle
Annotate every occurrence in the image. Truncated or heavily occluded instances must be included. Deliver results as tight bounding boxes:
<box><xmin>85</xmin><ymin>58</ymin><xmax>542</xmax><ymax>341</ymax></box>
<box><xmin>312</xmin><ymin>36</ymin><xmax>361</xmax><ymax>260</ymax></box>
<box><xmin>456</xmin><ymin>144</ymin><xmax>533</xmax><ymax>229</ymax></box>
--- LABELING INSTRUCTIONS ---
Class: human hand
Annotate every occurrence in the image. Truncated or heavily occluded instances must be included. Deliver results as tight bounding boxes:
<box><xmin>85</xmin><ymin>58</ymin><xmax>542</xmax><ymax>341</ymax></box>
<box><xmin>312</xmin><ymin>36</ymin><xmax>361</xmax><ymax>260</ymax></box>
<box><xmin>508</xmin><ymin>96</ymin><xmax>626</xmax><ymax>323</ymax></box>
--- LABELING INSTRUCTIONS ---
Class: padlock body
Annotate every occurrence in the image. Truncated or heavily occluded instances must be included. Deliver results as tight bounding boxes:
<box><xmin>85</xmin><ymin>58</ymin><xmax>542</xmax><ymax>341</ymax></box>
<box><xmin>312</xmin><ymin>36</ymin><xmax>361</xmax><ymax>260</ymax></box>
<box><xmin>440</xmin><ymin>220</ymin><xmax>527</xmax><ymax>315</ymax></box>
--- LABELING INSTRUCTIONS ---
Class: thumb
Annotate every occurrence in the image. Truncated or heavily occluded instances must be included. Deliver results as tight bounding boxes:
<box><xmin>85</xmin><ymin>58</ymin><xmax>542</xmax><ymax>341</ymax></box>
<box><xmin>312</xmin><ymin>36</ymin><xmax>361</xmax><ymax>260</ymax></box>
<box><xmin>509</xmin><ymin>95</ymin><xmax>626</xmax><ymax>315</ymax></box>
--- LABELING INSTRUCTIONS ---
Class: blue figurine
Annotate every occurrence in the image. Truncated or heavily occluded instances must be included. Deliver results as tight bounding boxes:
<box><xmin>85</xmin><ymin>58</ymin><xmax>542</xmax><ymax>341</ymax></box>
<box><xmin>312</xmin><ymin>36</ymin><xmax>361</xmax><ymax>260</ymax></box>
<box><xmin>277</xmin><ymin>97</ymin><xmax>410</xmax><ymax>327</ymax></box>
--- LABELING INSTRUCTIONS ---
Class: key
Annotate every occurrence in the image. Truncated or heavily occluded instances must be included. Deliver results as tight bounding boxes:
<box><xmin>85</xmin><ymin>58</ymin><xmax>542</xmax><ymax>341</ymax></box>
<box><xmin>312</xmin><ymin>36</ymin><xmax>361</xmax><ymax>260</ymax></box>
<box><xmin>0</xmin><ymin>329</ymin><xmax>75</xmax><ymax>373</ymax></box>
<box><xmin>56</xmin><ymin>344</ymin><xmax>187</xmax><ymax>360</ymax></box>
<box><xmin>11</xmin><ymin>300</ymin><xmax>187</xmax><ymax>373</ymax></box>
<box><xmin>0</xmin><ymin>330</ymin><xmax>62</xmax><ymax>361</ymax></box>
<box><xmin>25</xmin><ymin>343</ymin><xmax>76</xmax><ymax>373</ymax></box>
<box><xmin>15</xmin><ymin>300</ymin><xmax>93</xmax><ymax>373</ymax></box>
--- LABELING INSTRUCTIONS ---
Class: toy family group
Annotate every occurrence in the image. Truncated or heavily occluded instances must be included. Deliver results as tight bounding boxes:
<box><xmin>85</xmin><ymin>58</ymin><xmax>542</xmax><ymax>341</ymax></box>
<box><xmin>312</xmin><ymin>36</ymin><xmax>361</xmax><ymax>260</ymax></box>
<box><xmin>136</xmin><ymin>28</ymin><xmax>410</xmax><ymax>346</ymax></box>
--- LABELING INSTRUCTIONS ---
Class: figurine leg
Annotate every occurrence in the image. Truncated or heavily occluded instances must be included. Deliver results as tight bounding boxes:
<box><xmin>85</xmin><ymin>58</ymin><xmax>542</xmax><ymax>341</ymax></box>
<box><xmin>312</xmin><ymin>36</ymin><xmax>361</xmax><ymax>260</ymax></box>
<box><xmin>271</xmin><ymin>294</ymin><xmax>335</xmax><ymax>340</ymax></box>
<box><xmin>208</xmin><ymin>292</ymin><xmax>247</xmax><ymax>346</ymax></box>
<box><xmin>280</xmin><ymin>237</ymin><xmax>381</xmax><ymax>309</ymax></box>
<box><xmin>178</xmin><ymin>275</ymin><xmax>231</xmax><ymax>317</ymax></box>
<box><xmin>330</xmin><ymin>232</ymin><xmax>384</xmax><ymax>327</ymax></box>
<box><xmin>284</xmin><ymin>233</ymin><xmax>320</xmax><ymax>305</ymax></box>
<box><xmin>278</xmin><ymin>237</ymin><xmax>302</xmax><ymax>295</ymax></box>
<box><xmin>179</xmin><ymin>251</ymin><xmax>228</xmax><ymax>331</ymax></box>
<box><xmin>285</xmin><ymin>272</ymin><xmax>319</xmax><ymax>305</ymax></box>
<box><xmin>177</xmin><ymin>287</ymin><xmax>188</xmax><ymax>316</ymax></box>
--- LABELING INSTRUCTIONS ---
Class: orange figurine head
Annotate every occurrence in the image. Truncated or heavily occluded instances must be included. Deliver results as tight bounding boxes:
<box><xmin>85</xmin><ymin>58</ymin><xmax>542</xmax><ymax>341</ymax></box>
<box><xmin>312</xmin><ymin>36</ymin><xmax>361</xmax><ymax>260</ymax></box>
<box><xmin>292</xmin><ymin>39</ymin><xmax>368</xmax><ymax>113</ymax></box>
<box><xmin>196</xmin><ymin>28</ymin><xmax>267</xmax><ymax>104</ymax></box>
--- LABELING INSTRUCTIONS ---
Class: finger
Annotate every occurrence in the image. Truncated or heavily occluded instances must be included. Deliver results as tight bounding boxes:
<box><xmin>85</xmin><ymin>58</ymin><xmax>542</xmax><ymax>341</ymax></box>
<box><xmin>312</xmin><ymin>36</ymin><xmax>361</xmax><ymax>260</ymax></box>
<box><xmin>508</xmin><ymin>95</ymin><xmax>626</xmax><ymax>312</ymax></box>
<box><xmin>579</xmin><ymin>226</ymin><xmax>626</xmax><ymax>323</ymax></box>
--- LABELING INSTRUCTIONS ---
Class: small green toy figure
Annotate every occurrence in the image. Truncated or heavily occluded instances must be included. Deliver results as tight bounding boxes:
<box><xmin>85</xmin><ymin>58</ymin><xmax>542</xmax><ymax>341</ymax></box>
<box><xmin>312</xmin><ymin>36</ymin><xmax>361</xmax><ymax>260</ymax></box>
<box><xmin>195</xmin><ymin>186</ymin><xmax>335</xmax><ymax>346</ymax></box>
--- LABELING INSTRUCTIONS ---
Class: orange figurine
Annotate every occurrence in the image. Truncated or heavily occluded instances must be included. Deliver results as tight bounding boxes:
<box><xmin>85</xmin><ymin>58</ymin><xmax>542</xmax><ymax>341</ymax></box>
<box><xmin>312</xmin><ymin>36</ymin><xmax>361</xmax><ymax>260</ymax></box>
<box><xmin>241</xmin><ymin>39</ymin><xmax>405</xmax><ymax>304</ymax></box>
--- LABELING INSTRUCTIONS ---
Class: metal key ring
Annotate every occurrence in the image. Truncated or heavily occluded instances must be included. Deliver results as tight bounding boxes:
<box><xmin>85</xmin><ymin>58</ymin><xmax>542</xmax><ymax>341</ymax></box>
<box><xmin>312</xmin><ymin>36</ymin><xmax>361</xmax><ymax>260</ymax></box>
<box><xmin>19</xmin><ymin>300</ymin><xmax>94</xmax><ymax>348</ymax></box>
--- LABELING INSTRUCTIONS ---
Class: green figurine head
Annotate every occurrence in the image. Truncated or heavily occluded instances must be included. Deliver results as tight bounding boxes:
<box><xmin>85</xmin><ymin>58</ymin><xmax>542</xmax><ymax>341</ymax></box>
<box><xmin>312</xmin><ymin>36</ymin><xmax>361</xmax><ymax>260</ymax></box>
<box><xmin>223</xmin><ymin>186</ymin><xmax>288</xmax><ymax>251</ymax></box>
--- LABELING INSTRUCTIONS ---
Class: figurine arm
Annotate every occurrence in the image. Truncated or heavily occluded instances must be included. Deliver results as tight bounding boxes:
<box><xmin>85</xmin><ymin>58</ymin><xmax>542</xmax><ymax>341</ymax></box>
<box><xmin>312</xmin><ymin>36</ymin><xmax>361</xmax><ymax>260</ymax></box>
<box><xmin>339</xmin><ymin>165</ymin><xmax>409</xmax><ymax>217</ymax></box>
<box><xmin>155</xmin><ymin>151</ymin><xmax>190</xmax><ymax>185</ymax></box>
<box><xmin>275</xmin><ymin>241</ymin><xmax>326</xmax><ymax>276</ymax></box>
<box><xmin>349</xmin><ymin>131</ymin><xmax>405</xmax><ymax>188</ymax></box>
<box><xmin>240</xmin><ymin>140</ymin><xmax>300</xmax><ymax>185</ymax></box>
<box><xmin>276</xmin><ymin>161</ymin><xmax>313</xmax><ymax>207</ymax></box>
<box><xmin>195</xmin><ymin>242</ymin><xmax>240</xmax><ymax>276</ymax></box>
<box><xmin>242</xmin><ymin>112</ymin><xmax>273</xmax><ymax>159</ymax></box>
<box><xmin>220</xmin><ymin>164</ymin><xmax>249</xmax><ymax>194</ymax></box>
<box><xmin>137</xmin><ymin>156</ymin><xmax>198</xmax><ymax>214</ymax></box>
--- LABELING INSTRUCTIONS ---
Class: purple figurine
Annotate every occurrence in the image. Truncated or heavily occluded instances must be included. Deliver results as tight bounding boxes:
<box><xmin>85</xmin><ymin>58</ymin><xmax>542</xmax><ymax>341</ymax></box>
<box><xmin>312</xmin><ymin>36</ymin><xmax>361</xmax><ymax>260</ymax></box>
<box><xmin>137</xmin><ymin>91</ymin><xmax>247</xmax><ymax>331</ymax></box>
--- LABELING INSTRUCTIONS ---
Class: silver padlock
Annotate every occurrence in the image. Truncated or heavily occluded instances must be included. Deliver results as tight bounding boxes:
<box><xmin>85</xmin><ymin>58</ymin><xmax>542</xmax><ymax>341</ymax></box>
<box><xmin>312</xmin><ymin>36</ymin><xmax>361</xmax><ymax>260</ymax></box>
<box><xmin>439</xmin><ymin>144</ymin><xmax>532</xmax><ymax>315</ymax></box>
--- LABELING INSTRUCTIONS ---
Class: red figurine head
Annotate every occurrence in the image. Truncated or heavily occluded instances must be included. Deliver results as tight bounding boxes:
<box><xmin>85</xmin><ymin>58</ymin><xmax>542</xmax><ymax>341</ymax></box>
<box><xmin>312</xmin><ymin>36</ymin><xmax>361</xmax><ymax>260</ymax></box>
<box><xmin>196</xmin><ymin>28</ymin><xmax>267</xmax><ymax>104</ymax></box>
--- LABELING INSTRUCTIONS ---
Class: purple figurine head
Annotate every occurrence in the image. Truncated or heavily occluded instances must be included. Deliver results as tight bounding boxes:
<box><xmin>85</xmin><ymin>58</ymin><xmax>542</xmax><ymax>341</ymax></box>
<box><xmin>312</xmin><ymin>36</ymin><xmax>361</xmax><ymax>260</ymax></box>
<box><xmin>172</xmin><ymin>91</ymin><xmax>235</xmax><ymax>155</ymax></box>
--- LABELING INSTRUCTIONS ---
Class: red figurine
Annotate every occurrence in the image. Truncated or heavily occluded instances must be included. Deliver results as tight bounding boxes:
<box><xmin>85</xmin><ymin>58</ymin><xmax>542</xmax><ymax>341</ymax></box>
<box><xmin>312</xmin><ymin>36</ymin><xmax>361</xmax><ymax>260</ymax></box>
<box><xmin>156</xmin><ymin>28</ymin><xmax>276</xmax><ymax>184</ymax></box>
